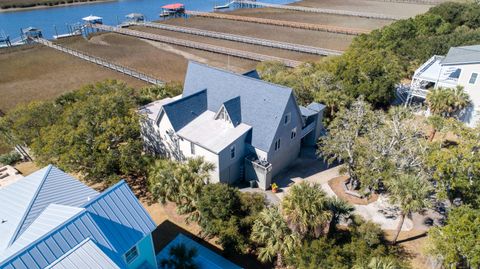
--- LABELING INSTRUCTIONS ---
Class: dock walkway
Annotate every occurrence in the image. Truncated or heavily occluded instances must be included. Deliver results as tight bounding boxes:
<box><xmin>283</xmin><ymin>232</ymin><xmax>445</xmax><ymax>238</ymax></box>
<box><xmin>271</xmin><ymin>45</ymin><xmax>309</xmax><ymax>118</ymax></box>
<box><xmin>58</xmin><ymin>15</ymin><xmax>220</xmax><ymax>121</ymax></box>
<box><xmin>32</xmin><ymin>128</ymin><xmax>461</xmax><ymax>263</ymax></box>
<box><xmin>33</xmin><ymin>38</ymin><xmax>163</xmax><ymax>85</ymax></box>
<box><xmin>92</xmin><ymin>24</ymin><xmax>303</xmax><ymax>67</ymax></box>
<box><xmin>132</xmin><ymin>21</ymin><xmax>342</xmax><ymax>56</ymax></box>
<box><xmin>184</xmin><ymin>10</ymin><xmax>369</xmax><ymax>36</ymax></box>
<box><xmin>234</xmin><ymin>0</ymin><xmax>402</xmax><ymax>20</ymax></box>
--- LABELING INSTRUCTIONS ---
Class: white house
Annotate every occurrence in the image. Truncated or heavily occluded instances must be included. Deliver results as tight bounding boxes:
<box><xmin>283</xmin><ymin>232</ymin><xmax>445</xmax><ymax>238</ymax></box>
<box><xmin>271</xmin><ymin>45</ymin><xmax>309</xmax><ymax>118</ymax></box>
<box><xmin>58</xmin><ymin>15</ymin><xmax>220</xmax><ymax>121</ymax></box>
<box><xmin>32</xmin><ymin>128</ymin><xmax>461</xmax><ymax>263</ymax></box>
<box><xmin>141</xmin><ymin>62</ymin><xmax>325</xmax><ymax>190</ymax></box>
<box><xmin>407</xmin><ymin>45</ymin><xmax>480</xmax><ymax>126</ymax></box>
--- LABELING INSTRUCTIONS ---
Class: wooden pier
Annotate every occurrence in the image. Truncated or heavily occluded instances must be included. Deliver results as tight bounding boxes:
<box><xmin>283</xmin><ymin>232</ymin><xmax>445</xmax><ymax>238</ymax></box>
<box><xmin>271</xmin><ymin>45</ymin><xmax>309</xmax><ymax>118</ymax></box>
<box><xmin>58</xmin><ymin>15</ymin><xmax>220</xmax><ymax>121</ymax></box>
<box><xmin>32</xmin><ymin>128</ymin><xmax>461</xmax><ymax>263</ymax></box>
<box><xmin>32</xmin><ymin>38</ymin><xmax>163</xmax><ymax>85</ymax></box>
<box><xmin>132</xmin><ymin>21</ymin><xmax>343</xmax><ymax>56</ymax></box>
<box><xmin>184</xmin><ymin>11</ymin><xmax>369</xmax><ymax>36</ymax></box>
<box><xmin>91</xmin><ymin>24</ymin><xmax>303</xmax><ymax>67</ymax></box>
<box><xmin>366</xmin><ymin>0</ymin><xmax>439</xmax><ymax>4</ymax></box>
<box><xmin>234</xmin><ymin>0</ymin><xmax>402</xmax><ymax>20</ymax></box>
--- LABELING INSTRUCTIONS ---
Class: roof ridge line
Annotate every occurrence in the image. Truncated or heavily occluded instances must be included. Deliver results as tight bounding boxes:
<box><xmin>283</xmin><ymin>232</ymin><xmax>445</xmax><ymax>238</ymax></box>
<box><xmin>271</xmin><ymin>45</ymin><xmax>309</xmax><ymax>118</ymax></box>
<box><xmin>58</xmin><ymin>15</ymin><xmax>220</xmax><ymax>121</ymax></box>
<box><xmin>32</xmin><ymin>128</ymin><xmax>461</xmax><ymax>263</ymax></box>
<box><xmin>188</xmin><ymin>61</ymin><xmax>294</xmax><ymax>93</ymax></box>
<box><xmin>44</xmin><ymin>238</ymin><xmax>92</xmax><ymax>269</ymax></box>
<box><xmin>7</xmin><ymin>164</ymin><xmax>54</xmax><ymax>247</ymax></box>
<box><xmin>81</xmin><ymin>180</ymin><xmax>126</xmax><ymax>208</ymax></box>
<box><xmin>0</xmin><ymin>208</ymin><xmax>88</xmax><ymax>268</ymax></box>
<box><xmin>163</xmin><ymin>89</ymin><xmax>207</xmax><ymax>108</ymax></box>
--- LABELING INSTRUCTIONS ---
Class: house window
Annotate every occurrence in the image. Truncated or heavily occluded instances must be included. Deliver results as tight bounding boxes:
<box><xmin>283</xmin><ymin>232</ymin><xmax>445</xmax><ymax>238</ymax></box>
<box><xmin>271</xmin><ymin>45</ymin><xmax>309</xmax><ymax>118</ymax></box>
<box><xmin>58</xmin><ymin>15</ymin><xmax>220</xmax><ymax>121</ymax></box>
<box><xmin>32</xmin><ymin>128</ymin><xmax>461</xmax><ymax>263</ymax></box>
<box><xmin>274</xmin><ymin>139</ymin><xmax>281</xmax><ymax>151</ymax></box>
<box><xmin>284</xmin><ymin>113</ymin><xmax>291</xmax><ymax>125</ymax></box>
<box><xmin>469</xmin><ymin>73</ymin><xmax>478</xmax><ymax>84</ymax></box>
<box><xmin>190</xmin><ymin>142</ymin><xmax>195</xmax><ymax>155</ymax></box>
<box><xmin>291</xmin><ymin>128</ymin><xmax>297</xmax><ymax>139</ymax></box>
<box><xmin>230</xmin><ymin>146</ymin><xmax>236</xmax><ymax>159</ymax></box>
<box><xmin>124</xmin><ymin>246</ymin><xmax>138</xmax><ymax>264</ymax></box>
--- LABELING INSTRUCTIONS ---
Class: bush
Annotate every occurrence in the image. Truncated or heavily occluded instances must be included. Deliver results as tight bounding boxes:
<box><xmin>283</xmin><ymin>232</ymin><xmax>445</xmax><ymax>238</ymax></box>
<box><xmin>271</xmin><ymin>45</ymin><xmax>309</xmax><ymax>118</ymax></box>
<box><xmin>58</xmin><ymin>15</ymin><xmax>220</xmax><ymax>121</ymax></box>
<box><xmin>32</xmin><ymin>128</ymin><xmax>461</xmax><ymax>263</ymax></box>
<box><xmin>0</xmin><ymin>151</ymin><xmax>22</xmax><ymax>166</ymax></box>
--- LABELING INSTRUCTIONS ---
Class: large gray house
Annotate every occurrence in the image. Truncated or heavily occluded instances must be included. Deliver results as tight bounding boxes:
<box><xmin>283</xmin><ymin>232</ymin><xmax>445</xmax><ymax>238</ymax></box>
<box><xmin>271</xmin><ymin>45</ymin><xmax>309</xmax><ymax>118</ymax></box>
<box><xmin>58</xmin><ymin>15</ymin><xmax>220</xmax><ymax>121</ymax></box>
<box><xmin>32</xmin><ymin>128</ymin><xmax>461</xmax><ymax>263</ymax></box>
<box><xmin>141</xmin><ymin>62</ymin><xmax>325</xmax><ymax>190</ymax></box>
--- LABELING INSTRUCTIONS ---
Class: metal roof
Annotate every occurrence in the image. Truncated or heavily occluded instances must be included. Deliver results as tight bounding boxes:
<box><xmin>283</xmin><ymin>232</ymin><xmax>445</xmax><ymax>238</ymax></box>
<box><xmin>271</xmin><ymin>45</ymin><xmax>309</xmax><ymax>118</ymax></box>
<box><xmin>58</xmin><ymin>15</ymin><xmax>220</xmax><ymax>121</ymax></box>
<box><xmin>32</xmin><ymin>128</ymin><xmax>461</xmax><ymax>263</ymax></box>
<box><xmin>299</xmin><ymin>106</ymin><xmax>317</xmax><ymax>118</ymax></box>
<box><xmin>156</xmin><ymin>234</ymin><xmax>241</xmax><ymax>269</ymax></box>
<box><xmin>0</xmin><ymin>166</ymin><xmax>156</xmax><ymax>269</ymax></box>
<box><xmin>441</xmin><ymin>45</ymin><xmax>480</xmax><ymax>65</ymax></box>
<box><xmin>182</xmin><ymin>61</ymin><xmax>295</xmax><ymax>152</ymax></box>
<box><xmin>161</xmin><ymin>3</ymin><xmax>184</xmax><ymax>9</ymax></box>
<box><xmin>46</xmin><ymin>238</ymin><xmax>121</xmax><ymax>269</ymax></box>
<box><xmin>0</xmin><ymin>165</ymin><xmax>98</xmax><ymax>256</ymax></box>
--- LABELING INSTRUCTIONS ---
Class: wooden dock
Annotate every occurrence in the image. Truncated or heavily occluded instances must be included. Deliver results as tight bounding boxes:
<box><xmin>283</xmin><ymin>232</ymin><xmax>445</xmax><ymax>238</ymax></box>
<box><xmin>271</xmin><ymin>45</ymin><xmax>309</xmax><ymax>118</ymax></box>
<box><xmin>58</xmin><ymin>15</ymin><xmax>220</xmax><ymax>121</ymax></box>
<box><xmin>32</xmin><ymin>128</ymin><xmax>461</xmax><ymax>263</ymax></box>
<box><xmin>32</xmin><ymin>38</ymin><xmax>163</xmax><ymax>85</ymax></box>
<box><xmin>366</xmin><ymin>0</ymin><xmax>439</xmax><ymax>4</ymax></box>
<box><xmin>184</xmin><ymin>10</ymin><xmax>369</xmax><ymax>36</ymax></box>
<box><xmin>234</xmin><ymin>0</ymin><xmax>402</xmax><ymax>20</ymax></box>
<box><xmin>132</xmin><ymin>21</ymin><xmax>343</xmax><ymax>56</ymax></box>
<box><xmin>91</xmin><ymin>24</ymin><xmax>303</xmax><ymax>67</ymax></box>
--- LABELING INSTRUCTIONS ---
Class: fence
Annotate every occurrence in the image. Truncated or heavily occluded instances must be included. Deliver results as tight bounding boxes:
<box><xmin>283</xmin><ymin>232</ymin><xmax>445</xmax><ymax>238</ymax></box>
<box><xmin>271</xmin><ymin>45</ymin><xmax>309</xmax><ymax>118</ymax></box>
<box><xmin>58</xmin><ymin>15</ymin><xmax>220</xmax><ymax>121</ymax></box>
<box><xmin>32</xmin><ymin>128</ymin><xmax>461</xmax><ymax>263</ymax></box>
<box><xmin>92</xmin><ymin>24</ymin><xmax>303</xmax><ymax>67</ymax></box>
<box><xmin>184</xmin><ymin>10</ymin><xmax>369</xmax><ymax>36</ymax></box>
<box><xmin>33</xmin><ymin>37</ymin><xmax>163</xmax><ymax>85</ymax></box>
<box><xmin>134</xmin><ymin>21</ymin><xmax>343</xmax><ymax>56</ymax></box>
<box><xmin>234</xmin><ymin>0</ymin><xmax>402</xmax><ymax>20</ymax></box>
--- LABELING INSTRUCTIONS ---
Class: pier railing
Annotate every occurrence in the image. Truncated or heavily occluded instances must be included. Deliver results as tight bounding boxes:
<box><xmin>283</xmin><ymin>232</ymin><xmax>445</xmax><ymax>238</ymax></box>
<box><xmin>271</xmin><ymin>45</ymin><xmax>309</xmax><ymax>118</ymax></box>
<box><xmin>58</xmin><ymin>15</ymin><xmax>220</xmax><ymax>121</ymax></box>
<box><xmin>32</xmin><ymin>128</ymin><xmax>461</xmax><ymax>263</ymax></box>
<box><xmin>184</xmin><ymin>10</ymin><xmax>369</xmax><ymax>36</ymax></box>
<box><xmin>33</xmin><ymin>37</ymin><xmax>163</xmax><ymax>85</ymax></box>
<box><xmin>92</xmin><ymin>24</ymin><xmax>303</xmax><ymax>67</ymax></box>
<box><xmin>132</xmin><ymin>21</ymin><xmax>343</xmax><ymax>56</ymax></box>
<box><xmin>234</xmin><ymin>0</ymin><xmax>402</xmax><ymax>20</ymax></box>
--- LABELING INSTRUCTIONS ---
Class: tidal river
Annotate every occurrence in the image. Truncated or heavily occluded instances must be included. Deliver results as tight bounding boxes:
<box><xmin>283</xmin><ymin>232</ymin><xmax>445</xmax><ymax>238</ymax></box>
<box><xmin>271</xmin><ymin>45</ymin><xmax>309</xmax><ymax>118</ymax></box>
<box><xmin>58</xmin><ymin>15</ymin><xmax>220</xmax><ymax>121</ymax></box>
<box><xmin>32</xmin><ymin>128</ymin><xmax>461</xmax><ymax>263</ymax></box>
<box><xmin>0</xmin><ymin>0</ymin><xmax>294</xmax><ymax>39</ymax></box>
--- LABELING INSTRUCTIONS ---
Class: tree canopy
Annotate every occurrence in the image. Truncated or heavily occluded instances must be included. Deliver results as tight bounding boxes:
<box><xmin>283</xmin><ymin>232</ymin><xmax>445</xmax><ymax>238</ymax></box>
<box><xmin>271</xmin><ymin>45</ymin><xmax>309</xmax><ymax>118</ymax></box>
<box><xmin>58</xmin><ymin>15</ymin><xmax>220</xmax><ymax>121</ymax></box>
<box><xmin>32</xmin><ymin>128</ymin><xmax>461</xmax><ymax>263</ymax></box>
<box><xmin>257</xmin><ymin>1</ymin><xmax>480</xmax><ymax>119</ymax></box>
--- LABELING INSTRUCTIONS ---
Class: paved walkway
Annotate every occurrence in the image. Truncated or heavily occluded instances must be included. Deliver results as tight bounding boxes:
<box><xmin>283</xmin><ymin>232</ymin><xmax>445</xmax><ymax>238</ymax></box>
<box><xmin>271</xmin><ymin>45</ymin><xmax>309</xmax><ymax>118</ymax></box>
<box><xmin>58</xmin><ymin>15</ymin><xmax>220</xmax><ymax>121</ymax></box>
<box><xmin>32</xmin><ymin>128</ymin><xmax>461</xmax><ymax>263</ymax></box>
<box><xmin>239</xmin><ymin>147</ymin><xmax>443</xmax><ymax>232</ymax></box>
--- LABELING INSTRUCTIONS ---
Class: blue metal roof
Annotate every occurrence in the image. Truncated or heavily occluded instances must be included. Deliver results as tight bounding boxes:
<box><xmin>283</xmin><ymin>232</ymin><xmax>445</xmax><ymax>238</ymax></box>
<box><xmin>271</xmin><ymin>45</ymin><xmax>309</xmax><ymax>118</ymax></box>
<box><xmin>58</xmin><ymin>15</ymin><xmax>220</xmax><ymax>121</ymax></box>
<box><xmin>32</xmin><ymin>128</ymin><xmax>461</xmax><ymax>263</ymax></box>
<box><xmin>0</xmin><ymin>166</ymin><xmax>156</xmax><ymax>269</ymax></box>
<box><xmin>162</xmin><ymin>89</ymin><xmax>208</xmax><ymax>131</ymax></box>
<box><xmin>306</xmin><ymin>102</ymin><xmax>326</xmax><ymax>112</ymax></box>
<box><xmin>156</xmin><ymin>234</ymin><xmax>242</xmax><ymax>269</ymax></box>
<box><xmin>182</xmin><ymin>62</ymin><xmax>294</xmax><ymax>152</ymax></box>
<box><xmin>299</xmin><ymin>106</ymin><xmax>318</xmax><ymax>118</ymax></box>
<box><xmin>46</xmin><ymin>238</ymin><xmax>123</xmax><ymax>269</ymax></box>
<box><xmin>0</xmin><ymin>165</ymin><xmax>98</xmax><ymax>257</ymax></box>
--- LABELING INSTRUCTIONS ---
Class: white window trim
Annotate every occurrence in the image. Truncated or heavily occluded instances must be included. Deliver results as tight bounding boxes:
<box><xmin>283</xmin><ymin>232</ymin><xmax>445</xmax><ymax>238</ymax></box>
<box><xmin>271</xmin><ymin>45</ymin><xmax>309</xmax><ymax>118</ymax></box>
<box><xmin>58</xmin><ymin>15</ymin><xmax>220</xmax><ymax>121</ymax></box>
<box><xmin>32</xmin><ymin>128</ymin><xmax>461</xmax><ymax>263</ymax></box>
<box><xmin>124</xmin><ymin>245</ymin><xmax>139</xmax><ymax>264</ymax></box>
<box><xmin>469</xmin><ymin>72</ymin><xmax>478</xmax><ymax>84</ymax></box>
<box><xmin>190</xmin><ymin>142</ymin><xmax>195</xmax><ymax>155</ymax></box>
<box><xmin>291</xmin><ymin>127</ymin><xmax>297</xmax><ymax>140</ymax></box>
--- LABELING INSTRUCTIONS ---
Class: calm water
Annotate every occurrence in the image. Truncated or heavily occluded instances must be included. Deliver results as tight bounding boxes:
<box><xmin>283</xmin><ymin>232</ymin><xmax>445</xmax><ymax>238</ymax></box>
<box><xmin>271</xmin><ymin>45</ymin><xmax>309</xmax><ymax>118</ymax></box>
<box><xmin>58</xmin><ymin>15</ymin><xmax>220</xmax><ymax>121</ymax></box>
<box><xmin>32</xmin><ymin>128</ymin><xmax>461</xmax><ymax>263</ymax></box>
<box><xmin>0</xmin><ymin>0</ymin><xmax>294</xmax><ymax>39</ymax></box>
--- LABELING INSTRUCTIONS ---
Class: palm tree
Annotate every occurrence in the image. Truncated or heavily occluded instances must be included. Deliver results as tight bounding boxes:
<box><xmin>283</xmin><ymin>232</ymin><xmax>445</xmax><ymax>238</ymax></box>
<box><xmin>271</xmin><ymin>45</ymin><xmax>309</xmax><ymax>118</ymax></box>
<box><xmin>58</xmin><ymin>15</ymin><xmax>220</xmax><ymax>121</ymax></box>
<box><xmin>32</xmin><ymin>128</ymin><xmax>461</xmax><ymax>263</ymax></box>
<box><xmin>327</xmin><ymin>197</ymin><xmax>354</xmax><ymax>236</ymax></box>
<box><xmin>426</xmin><ymin>86</ymin><xmax>470</xmax><ymax>120</ymax></box>
<box><xmin>149</xmin><ymin>159</ymin><xmax>180</xmax><ymax>204</ymax></box>
<box><xmin>281</xmin><ymin>182</ymin><xmax>332</xmax><ymax>238</ymax></box>
<box><xmin>354</xmin><ymin>257</ymin><xmax>400</xmax><ymax>269</ymax></box>
<box><xmin>159</xmin><ymin>243</ymin><xmax>199</xmax><ymax>269</ymax></box>
<box><xmin>387</xmin><ymin>174</ymin><xmax>433</xmax><ymax>244</ymax></box>
<box><xmin>148</xmin><ymin>157</ymin><xmax>215</xmax><ymax>223</ymax></box>
<box><xmin>251</xmin><ymin>206</ymin><xmax>300</xmax><ymax>268</ymax></box>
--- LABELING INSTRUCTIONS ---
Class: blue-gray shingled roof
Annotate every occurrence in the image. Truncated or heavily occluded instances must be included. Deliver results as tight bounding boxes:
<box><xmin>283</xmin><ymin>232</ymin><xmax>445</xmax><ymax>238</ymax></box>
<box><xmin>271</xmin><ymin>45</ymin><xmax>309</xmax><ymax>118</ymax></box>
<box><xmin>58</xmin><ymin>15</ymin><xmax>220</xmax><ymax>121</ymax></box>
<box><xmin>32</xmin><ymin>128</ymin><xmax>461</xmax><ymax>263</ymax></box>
<box><xmin>162</xmin><ymin>89</ymin><xmax>207</xmax><ymax>131</ymax></box>
<box><xmin>441</xmin><ymin>45</ymin><xmax>480</xmax><ymax>65</ymax></box>
<box><xmin>182</xmin><ymin>62</ymin><xmax>294</xmax><ymax>152</ymax></box>
<box><xmin>223</xmin><ymin>96</ymin><xmax>242</xmax><ymax>127</ymax></box>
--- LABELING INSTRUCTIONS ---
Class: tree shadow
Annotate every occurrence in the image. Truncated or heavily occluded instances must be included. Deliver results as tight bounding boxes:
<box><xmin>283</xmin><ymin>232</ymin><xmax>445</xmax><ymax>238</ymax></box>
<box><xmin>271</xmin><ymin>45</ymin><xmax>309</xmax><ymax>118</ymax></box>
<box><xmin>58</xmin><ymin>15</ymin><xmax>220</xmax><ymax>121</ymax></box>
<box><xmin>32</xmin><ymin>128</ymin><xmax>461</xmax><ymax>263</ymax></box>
<box><xmin>152</xmin><ymin>220</ymin><xmax>272</xmax><ymax>269</ymax></box>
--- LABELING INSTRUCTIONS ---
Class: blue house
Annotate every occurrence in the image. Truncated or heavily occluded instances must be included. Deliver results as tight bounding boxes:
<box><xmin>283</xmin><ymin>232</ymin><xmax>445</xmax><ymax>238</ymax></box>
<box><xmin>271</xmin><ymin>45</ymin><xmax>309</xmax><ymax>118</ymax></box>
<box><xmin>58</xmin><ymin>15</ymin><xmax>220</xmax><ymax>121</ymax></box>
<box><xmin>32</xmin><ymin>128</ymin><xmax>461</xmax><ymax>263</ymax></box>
<box><xmin>141</xmin><ymin>62</ymin><xmax>325</xmax><ymax>190</ymax></box>
<box><xmin>0</xmin><ymin>165</ymin><xmax>157</xmax><ymax>269</ymax></box>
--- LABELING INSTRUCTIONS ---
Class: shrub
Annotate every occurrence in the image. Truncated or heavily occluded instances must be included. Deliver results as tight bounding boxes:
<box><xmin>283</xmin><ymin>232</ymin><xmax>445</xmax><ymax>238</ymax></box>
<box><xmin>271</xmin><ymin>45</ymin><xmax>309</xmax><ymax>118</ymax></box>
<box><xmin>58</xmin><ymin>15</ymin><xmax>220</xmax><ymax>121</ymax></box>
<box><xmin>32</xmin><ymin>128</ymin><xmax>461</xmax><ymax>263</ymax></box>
<box><xmin>0</xmin><ymin>151</ymin><xmax>22</xmax><ymax>166</ymax></box>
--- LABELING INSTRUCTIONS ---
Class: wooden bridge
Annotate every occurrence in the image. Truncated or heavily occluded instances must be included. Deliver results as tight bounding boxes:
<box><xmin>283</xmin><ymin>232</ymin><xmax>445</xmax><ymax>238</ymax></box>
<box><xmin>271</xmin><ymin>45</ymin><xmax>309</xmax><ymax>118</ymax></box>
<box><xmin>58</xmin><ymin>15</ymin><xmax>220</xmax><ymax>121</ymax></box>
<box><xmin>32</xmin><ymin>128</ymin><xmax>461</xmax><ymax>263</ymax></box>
<box><xmin>234</xmin><ymin>0</ymin><xmax>402</xmax><ymax>20</ymax></box>
<box><xmin>91</xmin><ymin>24</ymin><xmax>303</xmax><ymax>67</ymax></box>
<box><xmin>32</xmin><ymin>38</ymin><xmax>163</xmax><ymax>85</ymax></box>
<box><xmin>131</xmin><ymin>21</ymin><xmax>343</xmax><ymax>56</ymax></box>
<box><xmin>184</xmin><ymin>10</ymin><xmax>369</xmax><ymax>36</ymax></box>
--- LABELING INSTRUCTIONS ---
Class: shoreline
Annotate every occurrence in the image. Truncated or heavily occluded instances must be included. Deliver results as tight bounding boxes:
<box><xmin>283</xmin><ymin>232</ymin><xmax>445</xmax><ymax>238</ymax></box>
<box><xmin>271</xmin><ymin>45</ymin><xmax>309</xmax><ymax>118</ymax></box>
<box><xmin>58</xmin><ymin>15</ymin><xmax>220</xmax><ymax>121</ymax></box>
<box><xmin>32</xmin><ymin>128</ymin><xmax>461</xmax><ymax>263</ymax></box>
<box><xmin>0</xmin><ymin>0</ymin><xmax>115</xmax><ymax>13</ymax></box>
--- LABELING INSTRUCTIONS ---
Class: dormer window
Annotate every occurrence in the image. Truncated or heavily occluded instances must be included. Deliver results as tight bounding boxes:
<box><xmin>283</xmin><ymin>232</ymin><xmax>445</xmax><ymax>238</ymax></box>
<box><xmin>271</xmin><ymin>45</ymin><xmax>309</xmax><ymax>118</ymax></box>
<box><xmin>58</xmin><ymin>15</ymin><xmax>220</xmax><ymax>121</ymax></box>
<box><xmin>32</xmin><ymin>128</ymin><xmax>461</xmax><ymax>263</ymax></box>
<box><xmin>215</xmin><ymin>105</ymin><xmax>231</xmax><ymax>124</ymax></box>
